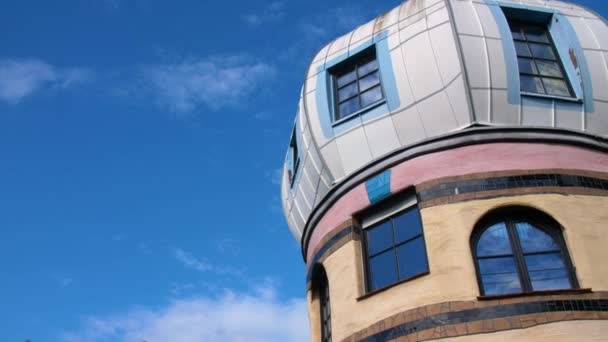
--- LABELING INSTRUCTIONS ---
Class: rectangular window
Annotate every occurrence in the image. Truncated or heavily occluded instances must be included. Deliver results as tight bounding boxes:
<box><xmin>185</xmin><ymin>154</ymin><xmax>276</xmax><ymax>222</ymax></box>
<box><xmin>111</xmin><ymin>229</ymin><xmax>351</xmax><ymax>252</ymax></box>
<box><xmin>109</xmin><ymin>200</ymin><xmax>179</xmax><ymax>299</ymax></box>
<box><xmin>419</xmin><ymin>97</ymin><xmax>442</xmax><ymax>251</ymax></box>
<box><xmin>331</xmin><ymin>48</ymin><xmax>384</xmax><ymax>121</ymax></box>
<box><xmin>508</xmin><ymin>20</ymin><xmax>573</xmax><ymax>97</ymax></box>
<box><xmin>287</xmin><ymin>127</ymin><xmax>300</xmax><ymax>186</ymax></box>
<box><xmin>363</xmin><ymin>202</ymin><xmax>429</xmax><ymax>292</ymax></box>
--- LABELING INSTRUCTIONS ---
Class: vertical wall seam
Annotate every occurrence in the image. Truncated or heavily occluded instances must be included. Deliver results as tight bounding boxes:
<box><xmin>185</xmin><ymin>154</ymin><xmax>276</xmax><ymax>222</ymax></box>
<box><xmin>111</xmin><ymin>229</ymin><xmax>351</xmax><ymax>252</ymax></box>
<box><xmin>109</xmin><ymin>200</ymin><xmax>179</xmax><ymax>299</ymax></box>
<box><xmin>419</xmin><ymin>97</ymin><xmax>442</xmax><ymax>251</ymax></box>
<box><xmin>471</xmin><ymin>1</ymin><xmax>492</xmax><ymax>122</ymax></box>
<box><xmin>445</xmin><ymin>0</ymin><xmax>477</xmax><ymax>124</ymax></box>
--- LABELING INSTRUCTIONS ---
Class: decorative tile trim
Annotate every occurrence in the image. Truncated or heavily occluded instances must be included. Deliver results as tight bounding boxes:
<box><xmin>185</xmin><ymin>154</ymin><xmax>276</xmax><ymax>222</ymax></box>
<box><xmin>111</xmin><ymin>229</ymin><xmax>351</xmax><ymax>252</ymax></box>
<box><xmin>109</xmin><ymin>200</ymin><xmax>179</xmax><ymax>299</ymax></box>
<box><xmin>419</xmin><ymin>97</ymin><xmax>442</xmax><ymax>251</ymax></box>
<box><xmin>418</xmin><ymin>173</ymin><xmax>608</xmax><ymax>207</ymax></box>
<box><xmin>343</xmin><ymin>292</ymin><xmax>608</xmax><ymax>342</ymax></box>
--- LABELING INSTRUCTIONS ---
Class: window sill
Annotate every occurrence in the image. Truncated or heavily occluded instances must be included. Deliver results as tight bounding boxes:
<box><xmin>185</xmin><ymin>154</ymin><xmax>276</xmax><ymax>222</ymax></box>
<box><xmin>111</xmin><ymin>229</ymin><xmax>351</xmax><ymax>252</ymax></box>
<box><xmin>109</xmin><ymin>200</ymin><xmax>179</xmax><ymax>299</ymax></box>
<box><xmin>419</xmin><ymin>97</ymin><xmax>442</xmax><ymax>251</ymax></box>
<box><xmin>356</xmin><ymin>271</ymin><xmax>429</xmax><ymax>301</ymax></box>
<box><xmin>477</xmin><ymin>288</ymin><xmax>592</xmax><ymax>301</ymax></box>
<box><xmin>521</xmin><ymin>92</ymin><xmax>583</xmax><ymax>103</ymax></box>
<box><xmin>332</xmin><ymin>100</ymin><xmax>386</xmax><ymax>127</ymax></box>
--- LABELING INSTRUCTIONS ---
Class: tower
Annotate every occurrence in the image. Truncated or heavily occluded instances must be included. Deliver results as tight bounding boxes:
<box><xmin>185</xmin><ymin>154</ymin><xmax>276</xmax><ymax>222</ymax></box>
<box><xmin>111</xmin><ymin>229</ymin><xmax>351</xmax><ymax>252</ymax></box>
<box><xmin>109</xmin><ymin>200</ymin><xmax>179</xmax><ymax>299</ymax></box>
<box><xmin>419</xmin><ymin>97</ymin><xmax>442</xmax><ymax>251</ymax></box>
<box><xmin>281</xmin><ymin>0</ymin><xmax>608</xmax><ymax>341</ymax></box>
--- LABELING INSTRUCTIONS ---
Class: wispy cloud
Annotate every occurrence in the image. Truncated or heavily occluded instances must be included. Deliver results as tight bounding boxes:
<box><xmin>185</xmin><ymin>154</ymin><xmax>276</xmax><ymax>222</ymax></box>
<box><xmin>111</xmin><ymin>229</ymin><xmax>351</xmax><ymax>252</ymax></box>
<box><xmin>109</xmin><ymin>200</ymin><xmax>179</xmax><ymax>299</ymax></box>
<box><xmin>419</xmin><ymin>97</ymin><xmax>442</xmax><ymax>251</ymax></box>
<box><xmin>172</xmin><ymin>248</ymin><xmax>212</xmax><ymax>272</ymax></box>
<box><xmin>53</xmin><ymin>275</ymin><xmax>74</xmax><ymax>288</ymax></box>
<box><xmin>298</xmin><ymin>6</ymin><xmax>370</xmax><ymax>39</ymax></box>
<box><xmin>61</xmin><ymin>283</ymin><xmax>308</xmax><ymax>342</ymax></box>
<box><xmin>0</xmin><ymin>58</ymin><xmax>93</xmax><ymax>105</ymax></box>
<box><xmin>139</xmin><ymin>55</ymin><xmax>276</xmax><ymax>113</ymax></box>
<box><xmin>265</xmin><ymin>167</ymin><xmax>283</xmax><ymax>186</ymax></box>
<box><xmin>243</xmin><ymin>2</ymin><xmax>285</xmax><ymax>26</ymax></box>
<box><xmin>172</xmin><ymin>248</ymin><xmax>243</xmax><ymax>277</ymax></box>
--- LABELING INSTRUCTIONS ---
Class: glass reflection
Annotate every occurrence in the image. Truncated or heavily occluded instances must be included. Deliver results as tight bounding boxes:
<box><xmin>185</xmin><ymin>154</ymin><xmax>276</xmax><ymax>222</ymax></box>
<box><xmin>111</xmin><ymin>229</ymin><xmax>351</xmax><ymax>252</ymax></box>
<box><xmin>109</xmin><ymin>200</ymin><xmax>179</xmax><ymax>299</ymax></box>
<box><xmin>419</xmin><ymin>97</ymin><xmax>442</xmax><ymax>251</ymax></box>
<box><xmin>477</xmin><ymin>223</ymin><xmax>511</xmax><ymax>257</ymax></box>
<box><xmin>396</xmin><ymin>237</ymin><xmax>428</xmax><ymax>279</ymax></box>
<box><xmin>516</xmin><ymin>222</ymin><xmax>559</xmax><ymax>253</ymax></box>
<box><xmin>479</xmin><ymin>257</ymin><xmax>522</xmax><ymax>295</ymax></box>
<box><xmin>367</xmin><ymin>220</ymin><xmax>393</xmax><ymax>255</ymax></box>
<box><xmin>394</xmin><ymin>208</ymin><xmax>422</xmax><ymax>244</ymax></box>
<box><xmin>369</xmin><ymin>250</ymin><xmax>397</xmax><ymax>290</ymax></box>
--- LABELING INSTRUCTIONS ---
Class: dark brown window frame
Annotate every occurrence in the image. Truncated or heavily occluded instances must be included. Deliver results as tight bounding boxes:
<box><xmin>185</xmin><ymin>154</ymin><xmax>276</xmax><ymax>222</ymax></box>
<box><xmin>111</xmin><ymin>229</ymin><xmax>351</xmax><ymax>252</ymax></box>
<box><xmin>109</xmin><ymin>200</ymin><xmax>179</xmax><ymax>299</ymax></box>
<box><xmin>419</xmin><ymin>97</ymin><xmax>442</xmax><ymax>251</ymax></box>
<box><xmin>361</xmin><ymin>203</ymin><xmax>430</xmax><ymax>294</ymax></box>
<box><xmin>471</xmin><ymin>206</ymin><xmax>579</xmax><ymax>296</ymax></box>
<box><xmin>316</xmin><ymin>267</ymin><xmax>332</xmax><ymax>342</ymax></box>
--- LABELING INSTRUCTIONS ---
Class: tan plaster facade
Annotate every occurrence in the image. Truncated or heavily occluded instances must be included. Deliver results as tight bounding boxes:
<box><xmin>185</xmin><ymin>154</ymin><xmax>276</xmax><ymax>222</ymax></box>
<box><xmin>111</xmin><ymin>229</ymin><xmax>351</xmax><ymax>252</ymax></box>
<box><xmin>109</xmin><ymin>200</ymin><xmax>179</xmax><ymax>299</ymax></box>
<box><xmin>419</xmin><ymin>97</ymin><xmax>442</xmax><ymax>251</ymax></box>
<box><xmin>435</xmin><ymin>320</ymin><xmax>608</xmax><ymax>342</ymax></box>
<box><xmin>308</xmin><ymin>193</ymin><xmax>608</xmax><ymax>341</ymax></box>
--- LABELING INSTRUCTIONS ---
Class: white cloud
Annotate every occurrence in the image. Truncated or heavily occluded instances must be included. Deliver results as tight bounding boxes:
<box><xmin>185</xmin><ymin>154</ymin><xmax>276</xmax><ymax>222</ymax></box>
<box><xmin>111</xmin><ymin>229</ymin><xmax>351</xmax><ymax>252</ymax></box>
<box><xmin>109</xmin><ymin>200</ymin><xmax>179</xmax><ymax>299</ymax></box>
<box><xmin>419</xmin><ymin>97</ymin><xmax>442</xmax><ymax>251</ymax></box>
<box><xmin>172</xmin><ymin>248</ymin><xmax>244</xmax><ymax>277</ymax></box>
<box><xmin>141</xmin><ymin>55</ymin><xmax>276</xmax><ymax>112</ymax></box>
<box><xmin>172</xmin><ymin>248</ymin><xmax>213</xmax><ymax>272</ymax></box>
<box><xmin>61</xmin><ymin>285</ymin><xmax>309</xmax><ymax>342</ymax></box>
<box><xmin>265</xmin><ymin>167</ymin><xmax>283</xmax><ymax>186</ymax></box>
<box><xmin>0</xmin><ymin>58</ymin><xmax>92</xmax><ymax>104</ymax></box>
<box><xmin>243</xmin><ymin>2</ymin><xmax>285</xmax><ymax>26</ymax></box>
<box><xmin>53</xmin><ymin>275</ymin><xmax>74</xmax><ymax>288</ymax></box>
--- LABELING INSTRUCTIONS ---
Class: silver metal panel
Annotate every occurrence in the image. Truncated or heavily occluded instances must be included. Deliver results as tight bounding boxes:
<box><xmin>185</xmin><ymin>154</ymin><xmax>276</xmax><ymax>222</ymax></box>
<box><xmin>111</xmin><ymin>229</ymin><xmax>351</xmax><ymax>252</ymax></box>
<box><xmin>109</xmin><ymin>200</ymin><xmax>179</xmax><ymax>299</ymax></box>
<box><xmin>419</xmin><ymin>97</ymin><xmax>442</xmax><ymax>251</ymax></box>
<box><xmin>402</xmin><ymin>31</ymin><xmax>444</xmax><ymax>100</ymax></box>
<box><xmin>335</xmin><ymin>127</ymin><xmax>372</xmax><ymax>175</ymax></box>
<box><xmin>521</xmin><ymin>97</ymin><xmax>553</xmax><ymax>127</ymax></box>
<box><xmin>491</xmin><ymin>89</ymin><xmax>519</xmax><ymax>125</ymax></box>
<box><xmin>363</xmin><ymin>117</ymin><xmax>401</xmax><ymax>159</ymax></box>
<box><xmin>417</xmin><ymin>91</ymin><xmax>460</xmax><ymax>136</ymax></box>
<box><xmin>555</xmin><ymin>101</ymin><xmax>584</xmax><ymax>131</ymax></box>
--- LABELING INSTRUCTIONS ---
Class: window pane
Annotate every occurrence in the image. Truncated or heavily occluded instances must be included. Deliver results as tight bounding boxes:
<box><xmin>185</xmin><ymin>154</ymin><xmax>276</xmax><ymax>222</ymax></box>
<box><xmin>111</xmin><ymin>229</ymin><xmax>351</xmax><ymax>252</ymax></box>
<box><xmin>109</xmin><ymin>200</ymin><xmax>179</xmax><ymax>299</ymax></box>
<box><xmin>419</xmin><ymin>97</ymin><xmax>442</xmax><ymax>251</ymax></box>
<box><xmin>535</xmin><ymin>60</ymin><xmax>563</xmax><ymax>77</ymax></box>
<box><xmin>337</xmin><ymin>82</ymin><xmax>358</xmax><ymax>101</ymax></box>
<box><xmin>336</xmin><ymin>70</ymin><xmax>356</xmax><ymax>87</ymax></box>
<box><xmin>515</xmin><ymin>222</ymin><xmax>559</xmax><ymax>253</ymax></box>
<box><xmin>525</xmin><ymin>253</ymin><xmax>572</xmax><ymax>290</ymax></box>
<box><xmin>542</xmin><ymin>78</ymin><xmax>571</xmax><ymax>97</ymax></box>
<box><xmin>479</xmin><ymin>257</ymin><xmax>522</xmax><ymax>295</ymax></box>
<box><xmin>396</xmin><ymin>236</ymin><xmax>428</xmax><ymax>280</ymax></box>
<box><xmin>359</xmin><ymin>71</ymin><xmax>381</xmax><ymax>92</ymax></box>
<box><xmin>529</xmin><ymin>43</ymin><xmax>556</xmax><ymax>60</ymax></box>
<box><xmin>338</xmin><ymin>96</ymin><xmax>360</xmax><ymax>118</ymax></box>
<box><xmin>366</xmin><ymin>220</ymin><xmax>393</xmax><ymax>255</ymax></box>
<box><xmin>360</xmin><ymin>86</ymin><xmax>383</xmax><ymax>107</ymax></box>
<box><xmin>477</xmin><ymin>222</ymin><xmax>512</xmax><ymax>257</ymax></box>
<box><xmin>518</xmin><ymin>57</ymin><xmax>538</xmax><ymax>75</ymax></box>
<box><xmin>510</xmin><ymin>26</ymin><xmax>524</xmax><ymax>40</ymax></box>
<box><xmin>369</xmin><ymin>250</ymin><xmax>398</xmax><ymax>291</ymax></box>
<box><xmin>358</xmin><ymin>58</ymin><xmax>378</xmax><ymax>76</ymax></box>
<box><xmin>514</xmin><ymin>41</ymin><xmax>531</xmax><ymax>57</ymax></box>
<box><xmin>523</xmin><ymin>26</ymin><xmax>549</xmax><ymax>43</ymax></box>
<box><xmin>393</xmin><ymin>208</ymin><xmax>422</xmax><ymax>244</ymax></box>
<box><xmin>520</xmin><ymin>75</ymin><xmax>545</xmax><ymax>93</ymax></box>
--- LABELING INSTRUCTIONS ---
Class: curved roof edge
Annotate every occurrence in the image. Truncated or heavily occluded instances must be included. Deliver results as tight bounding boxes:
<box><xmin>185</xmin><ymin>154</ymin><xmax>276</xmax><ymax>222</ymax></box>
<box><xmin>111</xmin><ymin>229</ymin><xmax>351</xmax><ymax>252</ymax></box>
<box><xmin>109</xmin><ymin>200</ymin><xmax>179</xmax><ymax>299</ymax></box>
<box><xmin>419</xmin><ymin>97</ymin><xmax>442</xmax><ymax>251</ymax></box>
<box><xmin>299</xmin><ymin>125</ymin><xmax>608</xmax><ymax>261</ymax></box>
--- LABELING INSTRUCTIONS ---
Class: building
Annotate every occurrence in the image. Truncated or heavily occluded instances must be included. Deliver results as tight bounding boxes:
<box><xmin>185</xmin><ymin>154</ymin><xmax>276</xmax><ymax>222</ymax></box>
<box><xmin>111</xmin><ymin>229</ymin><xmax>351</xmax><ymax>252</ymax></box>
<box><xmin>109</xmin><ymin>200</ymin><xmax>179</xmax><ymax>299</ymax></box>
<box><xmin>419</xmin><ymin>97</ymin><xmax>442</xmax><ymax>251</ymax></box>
<box><xmin>280</xmin><ymin>0</ymin><xmax>608</xmax><ymax>341</ymax></box>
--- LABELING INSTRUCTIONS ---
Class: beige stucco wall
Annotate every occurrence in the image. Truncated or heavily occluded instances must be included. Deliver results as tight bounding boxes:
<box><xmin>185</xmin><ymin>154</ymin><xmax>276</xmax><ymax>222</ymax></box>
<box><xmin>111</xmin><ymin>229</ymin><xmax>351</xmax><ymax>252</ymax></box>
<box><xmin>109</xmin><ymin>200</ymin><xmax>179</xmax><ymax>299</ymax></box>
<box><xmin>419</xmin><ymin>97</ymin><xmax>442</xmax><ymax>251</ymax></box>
<box><xmin>313</xmin><ymin>193</ymin><xmax>608</xmax><ymax>341</ymax></box>
<box><xmin>436</xmin><ymin>320</ymin><xmax>608</xmax><ymax>341</ymax></box>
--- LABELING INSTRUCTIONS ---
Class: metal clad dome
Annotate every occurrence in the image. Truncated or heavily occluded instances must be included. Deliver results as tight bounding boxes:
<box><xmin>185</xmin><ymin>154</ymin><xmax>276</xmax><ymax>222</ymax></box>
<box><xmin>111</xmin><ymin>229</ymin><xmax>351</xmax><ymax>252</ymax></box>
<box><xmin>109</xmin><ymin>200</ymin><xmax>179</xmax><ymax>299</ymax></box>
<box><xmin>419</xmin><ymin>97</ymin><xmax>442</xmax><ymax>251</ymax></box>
<box><xmin>282</xmin><ymin>0</ymin><xmax>608</xmax><ymax>243</ymax></box>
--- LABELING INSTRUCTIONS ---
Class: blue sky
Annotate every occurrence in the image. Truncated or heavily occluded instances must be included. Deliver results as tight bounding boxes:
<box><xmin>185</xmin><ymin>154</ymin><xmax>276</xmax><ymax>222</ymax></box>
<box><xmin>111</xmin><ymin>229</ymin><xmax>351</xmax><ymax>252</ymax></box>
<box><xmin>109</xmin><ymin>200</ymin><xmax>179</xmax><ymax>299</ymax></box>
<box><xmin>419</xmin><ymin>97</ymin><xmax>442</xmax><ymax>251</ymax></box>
<box><xmin>0</xmin><ymin>1</ymin><xmax>606</xmax><ymax>341</ymax></box>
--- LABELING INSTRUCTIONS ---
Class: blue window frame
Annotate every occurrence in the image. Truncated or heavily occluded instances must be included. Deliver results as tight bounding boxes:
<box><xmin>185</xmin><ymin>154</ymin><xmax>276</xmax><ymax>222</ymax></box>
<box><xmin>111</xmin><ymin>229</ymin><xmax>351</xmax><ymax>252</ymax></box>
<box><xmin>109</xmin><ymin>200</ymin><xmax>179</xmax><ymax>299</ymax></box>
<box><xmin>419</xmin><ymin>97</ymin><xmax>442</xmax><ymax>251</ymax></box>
<box><xmin>330</xmin><ymin>47</ymin><xmax>384</xmax><ymax>122</ymax></box>
<box><xmin>363</xmin><ymin>205</ymin><xmax>429</xmax><ymax>292</ymax></box>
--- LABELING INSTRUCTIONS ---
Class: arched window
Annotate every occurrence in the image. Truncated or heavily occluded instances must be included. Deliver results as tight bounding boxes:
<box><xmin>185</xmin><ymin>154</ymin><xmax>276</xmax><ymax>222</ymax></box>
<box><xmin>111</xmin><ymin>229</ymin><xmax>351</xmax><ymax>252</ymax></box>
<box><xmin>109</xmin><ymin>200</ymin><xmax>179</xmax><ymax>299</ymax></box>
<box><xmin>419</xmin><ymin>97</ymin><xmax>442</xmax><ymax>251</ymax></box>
<box><xmin>313</xmin><ymin>266</ymin><xmax>331</xmax><ymax>342</ymax></box>
<box><xmin>472</xmin><ymin>207</ymin><xmax>578</xmax><ymax>296</ymax></box>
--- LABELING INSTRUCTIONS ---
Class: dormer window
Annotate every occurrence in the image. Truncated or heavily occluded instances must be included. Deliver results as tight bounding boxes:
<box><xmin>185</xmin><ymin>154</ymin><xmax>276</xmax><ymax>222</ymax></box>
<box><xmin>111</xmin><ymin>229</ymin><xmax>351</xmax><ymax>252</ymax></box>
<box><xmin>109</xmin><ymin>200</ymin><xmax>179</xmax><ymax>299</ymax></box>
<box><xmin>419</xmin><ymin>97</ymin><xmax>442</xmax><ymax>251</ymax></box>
<box><xmin>287</xmin><ymin>127</ymin><xmax>300</xmax><ymax>186</ymax></box>
<box><xmin>330</xmin><ymin>47</ymin><xmax>384</xmax><ymax>121</ymax></box>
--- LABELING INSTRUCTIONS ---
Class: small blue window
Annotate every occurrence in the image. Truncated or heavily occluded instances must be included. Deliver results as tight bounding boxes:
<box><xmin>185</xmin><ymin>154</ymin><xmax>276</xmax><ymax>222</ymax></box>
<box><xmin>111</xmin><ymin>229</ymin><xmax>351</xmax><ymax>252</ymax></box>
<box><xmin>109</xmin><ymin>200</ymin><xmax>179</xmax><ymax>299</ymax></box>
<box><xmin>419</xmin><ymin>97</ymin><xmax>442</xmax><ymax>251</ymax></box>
<box><xmin>364</xmin><ymin>206</ymin><xmax>429</xmax><ymax>292</ymax></box>
<box><xmin>504</xmin><ymin>13</ymin><xmax>574</xmax><ymax>98</ymax></box>
<box><xmin>287</xmin><ymin>127</ymin><xmax>300</xmax><ymax>186</ymax></box>
<box><xmin>330</xmin><ymin>47</ymin><xmax>384</xmax><ymax>122</ymax></box>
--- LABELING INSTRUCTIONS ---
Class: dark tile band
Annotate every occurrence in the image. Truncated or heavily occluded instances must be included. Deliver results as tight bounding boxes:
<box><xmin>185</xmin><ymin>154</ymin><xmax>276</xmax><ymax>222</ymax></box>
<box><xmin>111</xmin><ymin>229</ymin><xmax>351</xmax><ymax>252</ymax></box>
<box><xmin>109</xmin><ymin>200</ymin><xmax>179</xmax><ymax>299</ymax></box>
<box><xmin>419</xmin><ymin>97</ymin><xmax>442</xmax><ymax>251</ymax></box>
<box><xmin>418</xmin><ymin>173</ymin><xmax>608</xmax><ymax>202</ymax></box>
<box><xmin>359</xmin><ymin>299</ymin><xmax>608</xmax><ymax>341</ymax></box>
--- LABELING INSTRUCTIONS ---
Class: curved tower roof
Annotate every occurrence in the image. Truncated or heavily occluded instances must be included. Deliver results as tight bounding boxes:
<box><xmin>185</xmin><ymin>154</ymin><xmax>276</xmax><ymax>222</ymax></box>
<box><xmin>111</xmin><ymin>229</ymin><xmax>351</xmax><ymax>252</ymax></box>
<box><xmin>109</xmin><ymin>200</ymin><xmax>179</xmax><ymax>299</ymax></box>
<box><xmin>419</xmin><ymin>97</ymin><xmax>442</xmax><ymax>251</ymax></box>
<box><xmin>281</xmin><ymin>0</ymin><xmax>608</xmax><ymax>251</ymax></box>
